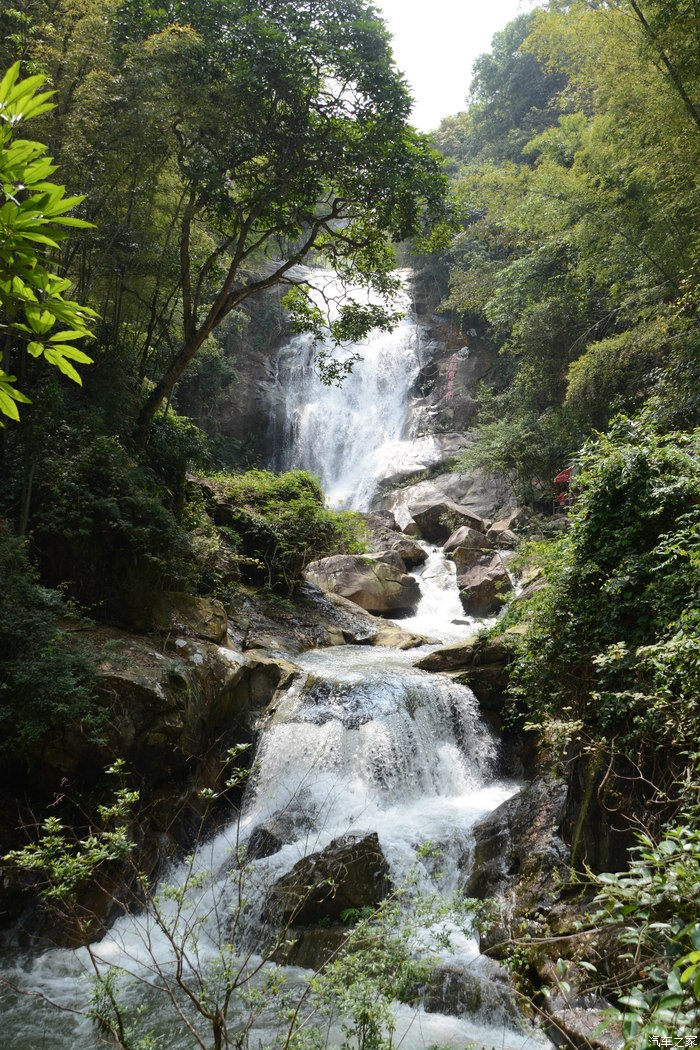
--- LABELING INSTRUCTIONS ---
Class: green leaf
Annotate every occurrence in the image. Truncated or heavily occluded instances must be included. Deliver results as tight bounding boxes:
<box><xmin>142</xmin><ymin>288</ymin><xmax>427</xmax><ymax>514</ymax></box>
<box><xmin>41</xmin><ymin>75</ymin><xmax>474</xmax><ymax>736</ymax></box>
<box><xmin>44</xmin><ymin>347</ymin><xmax>83</xmax><ymax>384</ymax></box>
<box><xmin>50</xmin><ymin>345</ymin><xmax>93</xmax><ymax>365</ymax></box>
<box><xmin>49</xmin><ymin>329</ymin><xmax>91</xmax><ymax>343</ymax></box>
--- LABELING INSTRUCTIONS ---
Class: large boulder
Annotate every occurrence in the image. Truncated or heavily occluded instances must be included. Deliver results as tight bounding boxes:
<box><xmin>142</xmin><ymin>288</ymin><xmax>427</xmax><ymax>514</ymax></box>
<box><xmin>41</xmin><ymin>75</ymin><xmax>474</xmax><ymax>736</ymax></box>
<box><xmin>265</xmin><ymin>832</ymin><xmax>392</xmax><ymax>926</ymax></box>
<box><xmin>424</xmin><ymin>958</ymin><xmax>519</xmax><ymax>1026</ymax></box>
<box><xmin>153</xmin><ymin>592</ymin><xmax>228</xmax><ymax>644</ymax></box>
<box><xmin>304</xmin><ymin>552</ymin><xmax>420</xmax><ymax>616</ymax></box>
<box><xmin>457</xmin><ymin>554</ymin><xmax>513</xmax><ymax>616</ymax></box>
<box><xmin>443</xmin><ymin>525</ymin><xmax>494</xmax><ymax>555</ymax></box>
<box><xmin>486</xmin><ymin>525</ymin><xmax>519</xmax><ymax>549</ymax></box>
<box><xmin>415</xmin><ymin>633</ymin><xmax>511</xmax><ymax>675</ymax></box>
<box><xmin>375</xmin><ymin>470</ymin><xmax>514</xmax><ymax>524</ymax></box>
<box><xmin>389</xmin><ymin>536</ymin><xmax>428</xmax><ymax>570</ymax></box>
<box><xmin>461</xmin><ymin>778</ymin><xmax>568</xmax><ymax>910</ymax></box>
<box><xmin>408</xmin><ymin>500</ymin><xmax>487</xmax><ymax>543</ymax></box>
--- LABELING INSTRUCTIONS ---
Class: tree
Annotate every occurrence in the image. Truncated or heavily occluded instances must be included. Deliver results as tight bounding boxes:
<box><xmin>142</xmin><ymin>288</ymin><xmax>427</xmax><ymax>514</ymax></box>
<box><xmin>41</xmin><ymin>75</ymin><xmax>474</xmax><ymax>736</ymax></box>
<box><xmin>0</xmin><ymin>62</ymin><xmax>97</xmax><ymax>423</ymax></box>
<box><xmin>114</xmin><ymin>0</ymin><xmax>449</xmax><ymax>443</ymax></box>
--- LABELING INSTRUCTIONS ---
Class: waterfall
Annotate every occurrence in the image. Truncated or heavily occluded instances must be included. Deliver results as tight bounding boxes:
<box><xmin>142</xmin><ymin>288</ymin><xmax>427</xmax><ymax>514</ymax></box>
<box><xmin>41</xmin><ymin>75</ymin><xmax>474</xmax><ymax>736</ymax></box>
<box><xmin>0</xmin><ymin>272</ymin><xmax>550</xmax><ymax>1050</ymax></box>
<box><xmin>269</xmin><ymin>270</ymin><xmax>424</xmax><ymax>509</ymax></box>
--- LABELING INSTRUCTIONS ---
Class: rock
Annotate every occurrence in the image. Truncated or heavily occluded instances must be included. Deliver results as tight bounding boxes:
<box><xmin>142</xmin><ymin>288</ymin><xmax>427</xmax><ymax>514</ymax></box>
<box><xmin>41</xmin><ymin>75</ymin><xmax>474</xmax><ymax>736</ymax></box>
<box><xmin>443</xmin><ymin>525</ymin><xmax>494</xmax><ymax>554</ymax></box>
<box><xmin>415</xmin><ymin>632</ymin><xmax>514</xmax><ymax>727</ymax></box>
<box><xmin>375</xmin><ymin>470</ymin><xmax>514</xmax><ymax>523</ymax></box>
<box><xmin>547</xmin><ymin>1002</ymin><xmax>624</xmax><ymax>1050</ymax></box>
<box><xmin>371</xmin><ymin>623</ymin><xmax>437</xmax><ymax>649</ymax></box>
<box><xmin>518</xmin><ymin>567</ymin><xmax>547</xmax><ymax>601</ymax></box>
<box><xmin>247</xmin><ymin>825</ymin><xmax>284</xmax><ymax>861</ymax></box>
<box><xmin>450</xmin><ymin>545</ymin><xmax>495</xmax><ymax>574</ymax></box>
<box><xmin>461</xmin><ymin>778</ymin><xmax>568</xmax><ymax>911</ymax></box>
<box><xmin>359</xmin><ymin>511</ymin><xmax>400</xmax><ymax>553</ymax></box>
<box><xmin>457</xmin><ymin>554</ymin><xmax>513</xmax><ymax>616</ymax></box>
<box><xmin>486</xmin><ymin>525</ymin><xmax>519</xmax><ymax>549</ymax></box>
<box><xmin>496</xmin><ymin>507</ymin><xmax>531</xmax><ymax>531</ymax></box>
<box><xmin>246</xmin><ymin>810</ymin><xmax>314</xmax><ymax>860</ymax></box>
<box><xmin>153</xmin><ymin>591</ymin><xmax>228</xmax><ymax>644</ymax></box>
<box><xmin>238</xmin><ymin>653</ymin><xmax>300</xmax><ymax>709</ymax></box>
<box><xmin>424</xmin><ymin>959</ymin><xmax>519</xmax><ymax>1025</ymax></box>
<box><xmin>372</xmin><ymin>434</ymin><xmax>473</xmax><ymax>492</ymax></box>
<box><xmin>265</xmin><ymin>832</ymin><xmax>392</xmax><ymax>926</ymax></box>
<box><xmin>415</xmin><ymin>633</ymin><xmax>511</xmax><ymax>674</ymax></box>
<box><xmin>389</xmin><ymin>537</ymin><xmax>428</xmax><ymax>569</ymax></box>
<box><xmin>408</xmin><ymin>500</ymin><xmax>487</xmax><ymax>543</ymax></box>
<box><xmin>278</xmin><ymin>926</ymin><xmax>350</xmax><ymax>970</ymax></box>
<box><xmin>2</xmin><ymin>627</ymin><xmax>301</xmax><ymax>947</ymax></box>
<box><xmin>304</xmin><ymin>553</ymin><xmax>421</xmax><ymax>617</ymax></box>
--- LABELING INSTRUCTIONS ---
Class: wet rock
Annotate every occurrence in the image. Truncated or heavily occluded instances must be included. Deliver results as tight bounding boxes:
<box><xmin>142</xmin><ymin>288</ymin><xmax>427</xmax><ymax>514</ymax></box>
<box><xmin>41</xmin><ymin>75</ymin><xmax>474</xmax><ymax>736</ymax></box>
<box><xmin>153</xmin><ymin>591</ymin><xmax>228</xmax><ymax>644</ymax></box>
<box><xmin>457</xmin><ymin>554</ymin><xmax>513</xmax><ymax>616</ymax></box>
<box><xmin>265</xmin><ymin>832</ymin><xmax>392</xmax><ymax>926</ymax></box>
<box><xmin>461</xmin><ymin>778</ymin><xmax>568</xmax><ymax>911</ymax></box>
<box><xmin>408</xmin><ymin>500</ymin><xmax>487</xmax><ymax>543</ymax></box>
<box><xmin>389</xmin><ymin>537</ymin><xmax>428</xmax><ymax>570</ymax></box>
<box><xmin>547</xmin><ymin>1000</ymin><xmax>624</xmax><ymax>1050</ymax></box>
<box><xmin>374</xmin><ymin>469</ymin><xmax>514</xmax><ymax>524</ymax></box>
<box><xmin>247</xmin><ymin>825</ymin><xmax>284</xmax><ymax>861</ymax></box>
<box><xmin>415</xmin><ymin>632</ymin><xmax>515</xmax><ymax>730</ymax></box>
<box><xmin>279</xmin><ymin>926</ymin><xmax>350</xmax><ymax>970</ymax></box>
<box><xmin>443</xmin><ymin>525</ymin><xmax>494</xmax><ymax>555</ymax></box>
<box><xmin>0</xmin><ymin>627</ymin><xmax>299</xmax><ymax>947</ymax></box>
<box><xmin>226</xmin><ymin>581</ymin><xmax>395</xmax><ymax>652</ymax></box>
<box><xmin>424</xmin><ymin>959</ymin><xmax>519</xmax><ymax>1025</ymax></box>
<box><xmin>415</xmin><ymin>633</ymin><xmax>511</xmax><ymax>674</ymax></box>
<box><xmin>304</xmin><ymin>553</ymin><xmax>421</xmax><ymax>617</ymax></box>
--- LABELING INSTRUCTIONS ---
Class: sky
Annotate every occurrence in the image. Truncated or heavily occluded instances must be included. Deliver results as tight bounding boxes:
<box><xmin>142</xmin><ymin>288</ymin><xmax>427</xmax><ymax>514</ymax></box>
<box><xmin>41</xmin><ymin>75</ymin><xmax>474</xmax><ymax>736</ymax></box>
<box><xmin>374</xmin><ymin>0</ymin><xmax>534</xmax><ymax>132</ymax></box>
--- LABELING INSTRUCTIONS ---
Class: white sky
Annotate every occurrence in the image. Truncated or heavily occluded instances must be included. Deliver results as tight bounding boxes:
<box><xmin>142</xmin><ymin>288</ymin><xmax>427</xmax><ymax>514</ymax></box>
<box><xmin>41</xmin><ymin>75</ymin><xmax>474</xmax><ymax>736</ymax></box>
<box><xmin>374</xmin><ymin>0</ymin><xmax>534</xmax><ymax>131</ymax></box>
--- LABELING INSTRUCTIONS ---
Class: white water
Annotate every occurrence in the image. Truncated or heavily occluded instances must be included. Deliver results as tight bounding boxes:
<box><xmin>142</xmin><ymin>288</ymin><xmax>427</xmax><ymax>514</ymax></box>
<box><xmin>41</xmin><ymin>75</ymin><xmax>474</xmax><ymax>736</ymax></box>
<box><xmin>0</xmin><ymin>271</ymin><xmax>549</xmax><ymax>1050</ymax></box>
<box><xmin>270</xmin><ymin>270</ymin><xmax>424</xmax><ymax>510</ymax></box>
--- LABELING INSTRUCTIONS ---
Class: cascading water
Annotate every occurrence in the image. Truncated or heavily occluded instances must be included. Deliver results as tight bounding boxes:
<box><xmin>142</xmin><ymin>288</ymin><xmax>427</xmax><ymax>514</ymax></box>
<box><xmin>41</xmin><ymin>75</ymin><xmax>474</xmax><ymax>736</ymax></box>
<box><xmin>269</xmin><ymin>270</ymin><xmax>430</xmax><ymax>509</ymax></box>
<box><xmin>0</xmin><ymin>271</ymin><xmax>549</xmax><ymax>1050</ymax></box>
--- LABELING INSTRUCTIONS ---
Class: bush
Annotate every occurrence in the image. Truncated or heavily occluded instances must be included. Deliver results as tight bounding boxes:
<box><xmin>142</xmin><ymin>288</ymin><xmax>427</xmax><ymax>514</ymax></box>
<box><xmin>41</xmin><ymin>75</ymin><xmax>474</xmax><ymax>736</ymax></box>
<box><xmin>0</xmin><ymin>525</ymin><xmax>101</xmax><ymax>760</ymax></box>
<box><xmin>506</xmin><ymin>418</ymin><xmax>700</xmax><ymax>755</ymax></box>
<box><xmin>33</xmin><ymin>429</ymin><xmax>193</xmax><ymax>625</ymax></box>
<box><xmin>213</xmin><ymin>469</ymin><xmax>367</xmax><ymax>591</ymax></box>
<box><xmin>589</xmin><ymin>815</ymin><xmax>700</xmax><ymax>1050</ymax></box>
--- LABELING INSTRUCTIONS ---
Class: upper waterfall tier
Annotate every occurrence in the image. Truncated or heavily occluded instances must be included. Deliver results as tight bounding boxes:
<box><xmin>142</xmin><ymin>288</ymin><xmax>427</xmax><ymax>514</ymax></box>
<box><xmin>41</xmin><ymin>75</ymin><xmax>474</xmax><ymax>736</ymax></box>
<box><xmin>269</xmin><ymin>270</ymin><xmax>423</xmax><ymax>510</ymax></box>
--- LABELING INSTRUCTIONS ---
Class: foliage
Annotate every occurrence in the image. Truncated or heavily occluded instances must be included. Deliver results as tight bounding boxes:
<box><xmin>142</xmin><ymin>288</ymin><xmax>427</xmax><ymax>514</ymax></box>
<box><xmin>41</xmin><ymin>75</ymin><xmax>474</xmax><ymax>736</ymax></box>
<box><xmin>213</xmin><ymin>469</ymin><xmax>367</xmax><ymax>591</ymax></box>
<box><xmin>589</xmin><ymin>817</ymin><xmax>700</xmax><ymax>1049</ymax></box>
<box><xmin>454</xmin><ymin>384</ymin><xmax>579</xmax><ymax>503</ymax></box>
<box><xmin>0</xmin><ymin>524</ymin><xmax>102</xmax><ymax>758</ymax></box>
<box><xmin>434</xmin><ymin>0</ymin><xmax>700</xmax><ymax>496</ymax></box>
<box><xmin>0</xmin><ymin>62</ymin><xmax>96</xmax><ymax>422</ymax></box>
<box><xmin>1</xmin><ymin>0</ymin><xmax>448</xmax><ymax>441</ymax></box>
<box><xmin>32</xmin><ymin>430</ymin><xmax>193</xmax><ymax>623</ymax></box>
<box><xmin>505</xmin><ymin>418</ymin><xmax>700</xmax><ymax>756</ymax></box>
<box><xmin>4</xmin><ymin>760</ymin><xmax>138</xmax><ymax>900</ymax></box>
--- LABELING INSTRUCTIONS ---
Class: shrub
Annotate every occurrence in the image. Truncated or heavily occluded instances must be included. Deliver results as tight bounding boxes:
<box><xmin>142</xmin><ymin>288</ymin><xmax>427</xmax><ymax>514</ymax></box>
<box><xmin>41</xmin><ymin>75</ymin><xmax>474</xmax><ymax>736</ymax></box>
<box><xmin>0</xmin><ymin>525</ymin><xmax>101</xmax><ymax>760</ymax></box>
<box><xmin>33</xmin><ymin>429</ymin><xmax>192</xmax><ymax>625</ymax></box>
<box><xmin>506</xmin><ymin>418</ymin><xmax>700</xmax><ymax>755</ymax></box>
<box><xmin>213</xmin><ymin>469</ymin><xmax>367</xmax><ymax>591</ymax></box>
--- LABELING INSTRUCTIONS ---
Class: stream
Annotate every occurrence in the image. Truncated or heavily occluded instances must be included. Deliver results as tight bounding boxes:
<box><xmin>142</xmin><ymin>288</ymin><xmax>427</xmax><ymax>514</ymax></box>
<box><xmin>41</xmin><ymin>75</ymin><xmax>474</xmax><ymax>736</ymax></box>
<box><xmin>0</xmin><ymin>272</ymin><xmax>549</xmax><ymax>1049</ymax></box>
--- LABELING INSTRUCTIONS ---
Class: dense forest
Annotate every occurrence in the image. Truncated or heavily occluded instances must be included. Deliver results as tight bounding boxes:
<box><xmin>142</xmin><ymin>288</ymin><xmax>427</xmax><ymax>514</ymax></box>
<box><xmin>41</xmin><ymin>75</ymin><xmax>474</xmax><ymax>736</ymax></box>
<box><xmin>1</xmin><ymin>0</ymin><xmax>699</xmax><ymax>1047</ymax></box>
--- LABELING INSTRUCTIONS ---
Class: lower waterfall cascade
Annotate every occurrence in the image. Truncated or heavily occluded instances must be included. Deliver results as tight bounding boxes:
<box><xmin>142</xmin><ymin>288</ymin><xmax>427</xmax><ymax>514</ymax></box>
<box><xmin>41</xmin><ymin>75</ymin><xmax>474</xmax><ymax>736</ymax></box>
<box><xmin>0</xmin><ymin>271</ymin><xmax>551</xmax><ymax>1049</ymax></box>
